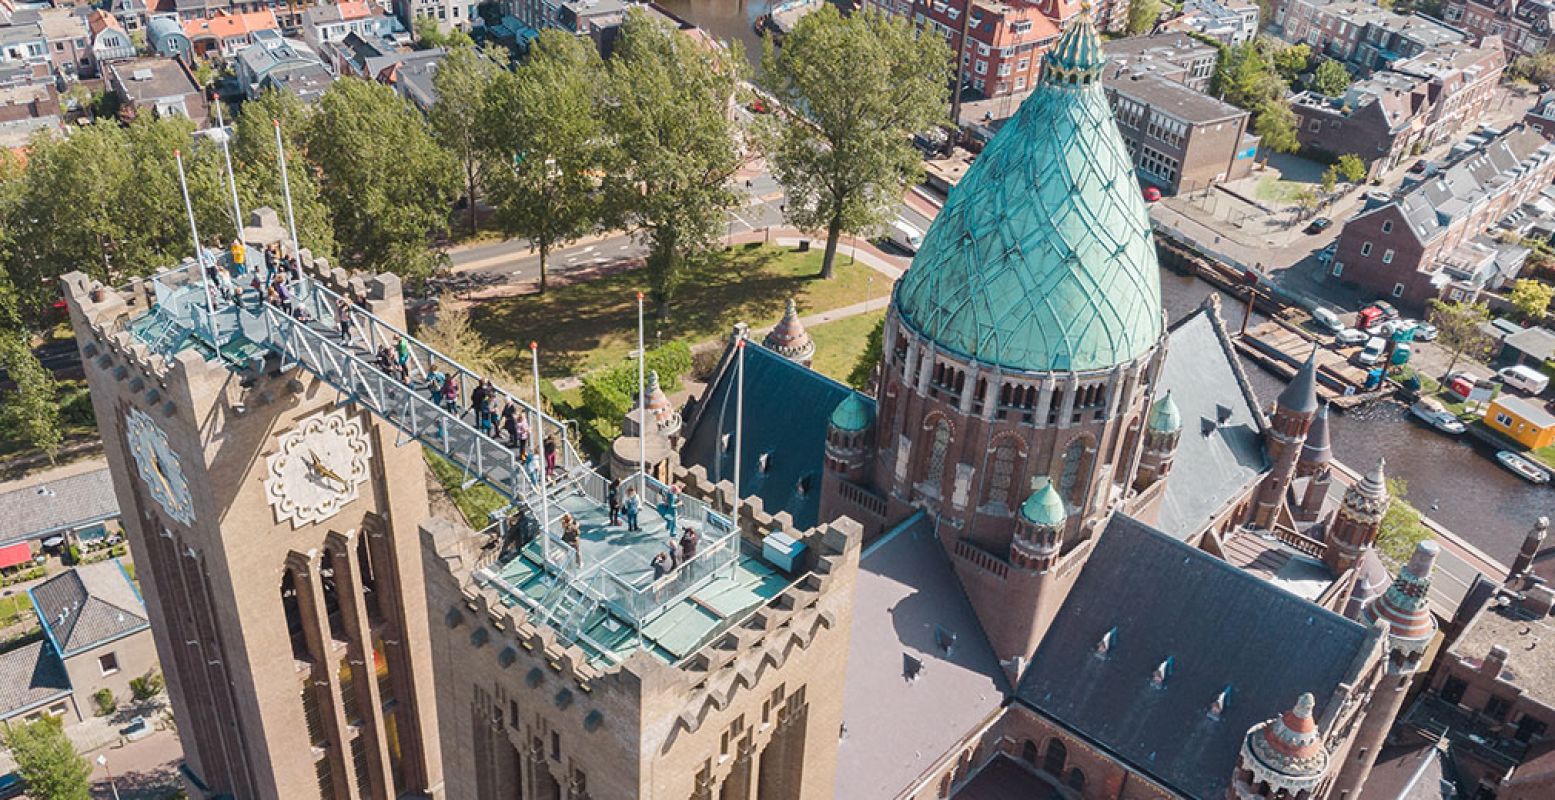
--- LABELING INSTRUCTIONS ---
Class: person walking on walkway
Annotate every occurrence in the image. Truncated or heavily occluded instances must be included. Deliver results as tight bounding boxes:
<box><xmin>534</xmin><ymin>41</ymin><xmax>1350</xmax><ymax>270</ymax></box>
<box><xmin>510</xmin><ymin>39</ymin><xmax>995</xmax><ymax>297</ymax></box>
<box><xmin>679</xmin><ymin>527</ymin><xmax>698</xmax><ymax>562</ymax></box>
<box><xmin>543</xmin><ymin>438</ymin><xmax>558</xmax><ymax>480</ymax></box>
<box><xmin>514</xmin><ymin>413</ymin><xmax>530</xmax><ymax>458</ymax></box>
<box><xmin>441</xmin><ymin>374</ymin><xmax>461</xmax><ymax>414</ymax></box>
<box><xmin>662</xmin><ymin>485</ymin><xmax>680</xmax><ymax>538</ymax></box>
<box><xmin>425</xmin><ymin>364</ymin><xmax>448</xmax><ymax>404</ymax></box>
<box><xmin>560</xmin><ymin>513</ymin><xmax>581</xmax><ymax>567</ymax></box>
<box><xmin>524</xmin><ymin>451</ymin><xmax>542</xmax><ymax>488</ymax></box>
<box><xmin>471</xmin><ymin>379</ymin><xmax>492</xmax><ymax>431</ymax></box>
<box><xmin>335</xmin><ymin>295</ymin><xmax>354</xmax><ymax>340</ymax></box>
<box><xmin>623</xmin><ymin>487</ymin><xmax>641</xmax><ymax>532</ymax></box>
<box><xmin>606</xmin><ymin>478</ymin><xmax>621</xmax><ymax>526</ymax></box>
<box><xmin>651</xmin><ymin>550</ymin><xmax>671</xmax><ymax>580</ymax></box>
<box><xmin>501</xmin><ymin>403</ymin><xmax>520</xmax><ymax>448</ymax></box>
<box><xmin>395</xmin><ymin>335</ymin><xmax>411</xmax><ymax>381</ymax></box>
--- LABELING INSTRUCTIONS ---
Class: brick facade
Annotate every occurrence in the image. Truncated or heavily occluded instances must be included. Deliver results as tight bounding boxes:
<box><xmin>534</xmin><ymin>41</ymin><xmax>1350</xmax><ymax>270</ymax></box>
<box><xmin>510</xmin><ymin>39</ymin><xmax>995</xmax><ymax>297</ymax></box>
<box><xmin>867</xmin><ymin>0</ymin><xmax>1061</xmax><ymax>98</ymax></box>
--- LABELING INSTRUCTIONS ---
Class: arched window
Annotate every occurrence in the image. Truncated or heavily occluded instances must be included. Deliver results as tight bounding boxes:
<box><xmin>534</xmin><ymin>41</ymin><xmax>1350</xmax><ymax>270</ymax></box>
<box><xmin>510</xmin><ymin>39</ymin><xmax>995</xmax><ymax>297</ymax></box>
<box><xmin>986</xmin><ymin>442</ymin><xmax>1020</xmax><ymax>509</ymax></box>
<box><xmin>1021</xmin><ymin>740</ymin><xmax>1038</xmax><ymax>765</ymax></box>
<box><xmin>1057</xmin><ymin>439</ymin><xmax>1086</xmax><ymax>500</ymax></box>
<box><xmin>924</xmin><ymin>421</ymin><xmax>951</xmax><ymax>488</ymax></box>
<box><xmin>1042</xmin><ymin>738</ymin><xmax>1067</xmax><ymax>776</ymax></box>
<box><xmin>280</xmin><ymin>569</ymin><xmax>309</xmax><ymax>662</ymax></box>
<box><xmin>1067</xmin><ymin>767</ymin><xmax>1086</xmax><ymax>792</ymax></box>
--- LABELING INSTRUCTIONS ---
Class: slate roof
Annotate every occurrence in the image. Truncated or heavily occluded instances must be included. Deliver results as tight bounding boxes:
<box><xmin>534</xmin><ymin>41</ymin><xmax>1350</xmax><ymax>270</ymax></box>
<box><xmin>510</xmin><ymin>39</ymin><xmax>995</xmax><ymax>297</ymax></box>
<box><xmin>836</xmin><ymin>512</ymin><xmax>1007</xmax><ymax>799</ymax></box>
<box><xmin>894</xmin><ymin>15</ymin><xmax>1163</xmax><ymax>373</ymax></box>
<box><xmin>680</xmin><ymin>342</ymin><xmax>858</xmax><ymax>530</ymax></box>
<box><xmin>1504</xmin><ymin>326</ymin><xmax>1555</xmax><ymax>362</ymax></box>
<box><xmin>1379</xmin><ymin>128</ymin><xmax>1554</xmax><ymax>245</ymax></box>
<box><xmin>31</xmin><ymin>561</ymin><xmax>149</xmax><ymax>656</ymax></box>
<box><xmin>0</xmin><ymin>468</ymin><xmax>119</xmax><ymax>546</ymax></box>
<box><xmin>0</xmin><ymin>640</ymin><xmax>71</xmax><ymax>721</ymax></box>
<box><xmin>1154</xmin><ymin>306</ymin><xmax>1267</xmax><ymax>540</ymax></box>
<box><xmin>1015</xmin><ymin>513</ymin><xmax>1373</xmax><ymax>799</ymax></box>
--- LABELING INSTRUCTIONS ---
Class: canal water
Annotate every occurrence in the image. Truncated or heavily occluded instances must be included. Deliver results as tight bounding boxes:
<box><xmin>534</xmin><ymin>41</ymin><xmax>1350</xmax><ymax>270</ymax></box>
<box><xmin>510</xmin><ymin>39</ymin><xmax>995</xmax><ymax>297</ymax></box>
<box><xmin>661</xmin><ymin>1</ymin><xmax>1553</xmax><ymax>563</ymax></box>
<box><xmin>1160</xmin><ymin>271</ymin><xmax>1553</xmax><ymax>565</ymax></box>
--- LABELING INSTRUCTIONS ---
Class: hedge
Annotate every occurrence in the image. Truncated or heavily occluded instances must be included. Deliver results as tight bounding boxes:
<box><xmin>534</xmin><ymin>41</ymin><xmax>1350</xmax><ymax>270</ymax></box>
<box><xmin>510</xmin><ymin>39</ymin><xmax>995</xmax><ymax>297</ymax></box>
<box><xmin>578</xmin><ymin>342</ymin><xmax>693</xmax><ymax>424</ymax></box>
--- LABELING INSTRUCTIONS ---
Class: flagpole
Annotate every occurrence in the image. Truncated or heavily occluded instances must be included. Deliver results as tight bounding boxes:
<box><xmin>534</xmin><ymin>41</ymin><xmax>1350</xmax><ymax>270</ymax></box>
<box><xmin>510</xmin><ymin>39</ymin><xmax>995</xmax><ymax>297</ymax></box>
<box><xmin>531</xmin><ymin>342</ymin><xmax>551</xmax><ymax>571</ymax></box>
<box><xmin>273</xmin><ymin>120</ymin><xmax>301</xmax><ymax>263</ymax></box>
<box><xmin>636</xmin><ymin>291</ymin><xmax>646</xmax><ymax>492</ymax></box>
<box><xmin>734</xmin><ymin>336</ymin><xmax>744</xmax><ymax>532</ymax></box>
<box><xmin>215</xmin><ymin>101</ymin><xmax>243</xmax><ymax>242</ymax></box>
<box><xmin>174</xmin><ymin>149</ymin><xmax>216</xmax><ymax>341</ymax></box>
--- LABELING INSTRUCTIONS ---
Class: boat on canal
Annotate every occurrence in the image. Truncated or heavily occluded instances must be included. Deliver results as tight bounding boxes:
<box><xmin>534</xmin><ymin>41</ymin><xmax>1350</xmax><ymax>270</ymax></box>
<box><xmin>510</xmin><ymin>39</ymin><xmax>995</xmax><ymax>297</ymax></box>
<box><xmin>1408</xmin><ymin>398</ymin><xmax>1466</xmax><ymax>435</ymax></box>
<box><xmin>1496</xmin><ymin>450</ymin><xmax>1551</xmax><ymax>485</ymax></box>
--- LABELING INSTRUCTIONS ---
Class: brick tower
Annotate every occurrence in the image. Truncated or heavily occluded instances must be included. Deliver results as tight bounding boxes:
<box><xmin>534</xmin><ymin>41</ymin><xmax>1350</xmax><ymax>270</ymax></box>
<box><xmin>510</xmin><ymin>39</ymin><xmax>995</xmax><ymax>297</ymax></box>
<box><xmin>1331</xmin><ymin>541</ymin><xmax>1440</xmax><ymax>796</ymax></box>
<box><xmin>1294</xmin><ymin>401</ymin><xmax>1332</xmax><ymax>522</ymax></box>
<box><xmin>1227</xmin><ymin>693</ymin><xmax>1332</xmax><ymax>800</ymax></box>
<box><xmin>1322</xmin><ymin>457</ymin><xmax>1389</xmax><ymax>575</ymax></box>
<box><xmin>1255</xmin><ymin>350</ymin><xmax>1319</xmax><ymax>528</ymax></box>
<box><xmin>762</xmin><ymin>297</ymin><xmax>815</xmax><ymax>368</ymax></box>
<box><xmin>863</xmin><ymin>12</ymin><xmax>1168</xmax><ymax>671</ymax></box>
<box><xmin>60</xmin><ymin>257</ymin><xmax>443</xmax><ymax>799</ymax></box>
<box><xmin>1133</xmin><ymin>390</ymin><xmax>1181</xmax><ymax>491</ymax></box>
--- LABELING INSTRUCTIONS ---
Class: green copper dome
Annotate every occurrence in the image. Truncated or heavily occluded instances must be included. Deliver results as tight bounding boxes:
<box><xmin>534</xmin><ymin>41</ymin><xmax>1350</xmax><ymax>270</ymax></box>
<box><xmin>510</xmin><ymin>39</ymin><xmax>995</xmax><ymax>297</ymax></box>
<box><xmin>1148</xmin><ymin>390</ymin><xmax>1181</xmax><ymax>432</ymax></box>
<box><xmin>1021</xmin><ymin>479</ymin><xmax>1068</xmax><ymax>527</ymax></box>
<box><xmin>829</xmin><ymin>392</ymin><xmax>873</xmax><ymax>432</ymax></box>
<box><xmin>894</xmin><ymin>13</ymin><xmax>1162</xmax><ymax>374</ymax></box>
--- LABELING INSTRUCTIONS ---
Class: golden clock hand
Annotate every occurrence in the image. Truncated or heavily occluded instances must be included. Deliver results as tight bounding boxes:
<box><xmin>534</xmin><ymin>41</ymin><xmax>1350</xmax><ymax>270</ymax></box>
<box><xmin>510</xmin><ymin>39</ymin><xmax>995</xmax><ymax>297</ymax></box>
<box><xmin>306</xmin><ymin>450</ymin><xmax>346</xmax><ymax>487</ymax></box>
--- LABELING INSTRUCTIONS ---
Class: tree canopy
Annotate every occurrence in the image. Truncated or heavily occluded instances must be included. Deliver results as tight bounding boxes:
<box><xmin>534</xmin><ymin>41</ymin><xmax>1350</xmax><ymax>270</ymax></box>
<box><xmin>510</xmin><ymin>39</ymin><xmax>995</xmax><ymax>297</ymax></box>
<box><xmin>760</xmin><ymin>6</ymin><xmax>948</xmax><ymax>279</ymax></box>
<box><xmin>1254</xmin><ymin>101</ymin><xmax>1299</xmax><ymax>161</ymax></box>
<box><xmin>4</xmin><ymin>716</ymin><xmax>90</xmax><ymax>800</ymax></box>
<box><xmin>1510</xmin><ymin>278</ymin><xmax>1554</xmax><ymax>321</ymax></box>
<box><xmin>432</xmin><ymin>44</ymin><xmax>504</xmax><ymax>236</ymax></box>
<box><xmin>1127</xmin><ymin>0</ymin><xmax>1162</xmax><ymax>35</ymax></box>
<box><xmin>480</xmin><ymin>30</ymin><xmax>608</xmax><ymax>293</ymax></box>
<box><xmin>601</xmin><ymin>10</ymin><xmax>743</xmax><ymax>316</ymax></box>
<box><xmin>1427</xmin><ymin>299</ymin><xmax>1493</xmax><ymax>376</ymax></box>
<box><xmin>304</xmin><ymin>78</ymin><xmax>459</xmax><ymax>278</ymax></box>
<box><xmin>1215</xmin><ymin>41</ymin><xmax>1288</xmax><ymax>111</ymax></box>
<box><xmin>232</xmin><ymin>90</ymin><xmax>335</xmax><ymax>259</ymax></box>
<box><xmin>1311</xmin><ymin>59</ymin><xmax>1353</xmax><ymax>96</ymax></box>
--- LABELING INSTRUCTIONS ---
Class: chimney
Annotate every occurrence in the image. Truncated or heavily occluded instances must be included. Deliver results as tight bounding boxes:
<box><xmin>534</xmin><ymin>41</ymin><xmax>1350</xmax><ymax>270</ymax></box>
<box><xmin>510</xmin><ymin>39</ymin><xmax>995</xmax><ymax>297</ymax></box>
<box><xmin>1481</xmin><ymin>644</ymin><xmax>1509</xmax><ymax>679</ymax></box>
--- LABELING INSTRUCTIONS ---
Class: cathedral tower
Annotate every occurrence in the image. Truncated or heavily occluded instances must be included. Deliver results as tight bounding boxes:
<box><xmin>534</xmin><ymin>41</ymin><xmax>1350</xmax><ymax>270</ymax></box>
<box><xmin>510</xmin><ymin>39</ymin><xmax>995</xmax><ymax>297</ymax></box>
<box><xmin>1255</xmin><ymin>350</ymin><xmax>1319</xmax><ymax>528</ymax></box>
<box><xmin>866</xmin><ymin>11</ymin><xmax>1167</xmax><ymax>667</ymax></box>
<box><xmin>1322</xmin><ymin>458</ymin><xmax>1388</xmax><ymax>575</ymax></box>
<box><xmin>61</xmin><ymin>258</ymin><xmax>443</xmax><ymax>799</ymax></box>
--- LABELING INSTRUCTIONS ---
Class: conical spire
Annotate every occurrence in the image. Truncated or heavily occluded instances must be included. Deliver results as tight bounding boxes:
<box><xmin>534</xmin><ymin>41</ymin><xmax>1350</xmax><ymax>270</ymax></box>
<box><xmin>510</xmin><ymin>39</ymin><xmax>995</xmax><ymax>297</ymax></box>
<box><xmin>1020</xmin><ymin>478</ymin><xmax>1068</xmax><ymax>527</ymax></box>
<box><xmin>1043</xmin><ymin>9</ymin><xmax>1106</xmax><ymax>86</ymax></box>
<box><xmin>1354</xmin><ymin>456</ymin><xmax>1387</xmax><ymax>500</ymax></box>
<box><xmin>762</xmin><ymin>297</ymin><xmax>815</xmax><ymax>365</ymax></box>
<box><xmin>1148</xmin><ymin>390</ymin><xmax>1181</xmax><ymax>433</ymax></box>
<box><xmin>1247</xmin><ymin>693</ymin><xmax>1329</xmax><ymax>779</ymax></box>
<box><xmin>1278</xmin><ymin>348</ymin><xmax>1320</xmax><ymax>416</ymax></box>
<box><xmin>1365</xmin><ymin>540</ymin><xmax>1439</xmax><ymax>641</ymax></box>
<box><xmin>828</xmin><ymin>391</ymin><xmax>873</xmax><ymax>433</ymax></box>
<box><xmin>1299</xmin><ymin>402</ymin><xmax>1332</xmax><ymax>465</ymax></box>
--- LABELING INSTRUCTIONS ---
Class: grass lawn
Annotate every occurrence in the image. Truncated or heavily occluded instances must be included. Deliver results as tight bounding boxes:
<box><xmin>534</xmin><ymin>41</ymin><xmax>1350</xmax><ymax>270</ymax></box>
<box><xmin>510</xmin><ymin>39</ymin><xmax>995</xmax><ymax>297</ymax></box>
<box><xmin>425</xmin><ymin>451</ymin><xmax>509</xmax><ymax>529</ymax></box>
<box><xmin>0</xmin><ymin>593</ymin><xmax>33</xmax><ymax>628</ymax></box>
<box><xmin>807</xmin><ymin>309</ymin><xmax>886</xmax><ymax>386</ymax></box>
<box><xmin>470</xmin><ymin>245</ymin><xmax>891</xmax><ymax>380</ymax></box>
<box><xmin>1255</xmin><ymin>177</ymin><xmax>1310</xmax><ymax>205</ymax></box>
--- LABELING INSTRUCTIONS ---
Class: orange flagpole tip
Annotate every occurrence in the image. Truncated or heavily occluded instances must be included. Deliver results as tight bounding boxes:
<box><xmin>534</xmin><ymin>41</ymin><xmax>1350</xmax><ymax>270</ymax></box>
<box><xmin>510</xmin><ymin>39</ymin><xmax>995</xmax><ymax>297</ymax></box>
<box><xmin>636</xmin><ymin>292</ymin><xmax>644</xmax><ymax>301</ymax></box>
<box><xmin>529</xmin><ymin>341</ymin><xmax>538</xmax><ymax>350</ymax></box>
<box><xmin>736</xmin><ymin>338</ymin><xmax>745</xmax><ymax>349</ymax></box>
<box><xmin>173</xmin><ymin>149</ymin><xmax>181</xmax><ymax>157</ymax></box>
<box><xmin>273</xmin><ymin>119</ymin><xmax>281</xmax><ymax>127</ymax></box>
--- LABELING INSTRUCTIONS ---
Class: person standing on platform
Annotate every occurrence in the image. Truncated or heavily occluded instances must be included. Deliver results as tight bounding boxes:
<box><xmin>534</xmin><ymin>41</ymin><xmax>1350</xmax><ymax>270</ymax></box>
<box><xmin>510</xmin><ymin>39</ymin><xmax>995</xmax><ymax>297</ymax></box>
<box><xmin>606</xmin><ymin>478</ymin><xmax>621</xmax><ymax>526</ymax></box>
<box><xmin>662</xmin><ymin>485</ymin><xmax>680</xmax><ymax>538</ymax></box>
<box><xmin>623</xmin><ymin>487</ymin><xmax>641</xmax><ymax>532</ymax></box>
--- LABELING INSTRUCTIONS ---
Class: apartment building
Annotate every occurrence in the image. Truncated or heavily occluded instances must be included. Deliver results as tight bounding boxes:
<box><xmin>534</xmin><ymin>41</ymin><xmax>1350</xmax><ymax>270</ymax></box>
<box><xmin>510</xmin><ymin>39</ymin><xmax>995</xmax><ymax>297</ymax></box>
<box><xmin>1443</xmin><ymin>0</ymin><xmax>1555</xmax><ymax>60</ymax></box>
<box><xmin>1104</xmin><ymin>65</ymin><xmax>1259</xmax><ymax>194</ymax></box>
<box><xmin>866</xmin><ymin>0</ymin><xmax>1060</xmax><ymax>98</ymax></box>
<box><xmin>1328</xmin><ymin>127</ymin><xmax>1555</xmax><ymax>309</ymax></box>
<box><xmin>1162</xmin><ymin>0</ymin><xmax>1260</xmax><ymax>45</ymax></box>
<box><xmin>1104</xmin><ymin>31</ymin><xmax>1220</xmax><ymax>91</ymax></box>
<box><xmin>1283</xmin><ymin>0</ymin><xmax>1464</xmax><ymax>72</ymax></box>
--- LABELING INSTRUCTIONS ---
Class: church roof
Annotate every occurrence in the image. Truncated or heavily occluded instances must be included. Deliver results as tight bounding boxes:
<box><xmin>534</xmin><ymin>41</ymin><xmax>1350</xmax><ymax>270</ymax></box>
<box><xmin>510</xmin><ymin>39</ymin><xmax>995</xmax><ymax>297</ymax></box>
<box><xmin>1015</xmin><ymin>513</ymin><xmax>1371</xmax><ymax>799</ymax></box>
<box><xmin>680</xmin><ymin>341</ymin><xmax>861</xmax><ymax>530</ymax></box>
<box><xmin>1154</xmin><ymin>305</ymin><xmax>1268</xmax><ymax>540</ymax></box>
<box><xmin>893</xmin><ymin>14</ymin><xmax>1162</xmax><ymax>374</ymax></box>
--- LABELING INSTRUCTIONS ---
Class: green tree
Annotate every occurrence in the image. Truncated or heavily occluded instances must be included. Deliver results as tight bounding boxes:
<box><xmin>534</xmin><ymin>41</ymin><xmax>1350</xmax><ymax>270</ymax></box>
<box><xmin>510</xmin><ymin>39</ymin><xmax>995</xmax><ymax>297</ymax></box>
<box><xmin>847</xmin><ymin>316</ymin><xmax>885</xmax><ymax>391</ymax></box>
<box><xmin>601</xmin><ymin>10</ymin><xmax>742</xmax><ymax>317</ymax></box>
<box><xmin>1271</xmin><ymin>42</ymin><xmax>1312</xmax><ymax>81</ymax></box>
<box><xmin>760</xmin><ymin>7</ymin><xmax>948</xmax><ymax>280</ymax></box>
<box><xmin>231</xmin><ymin>90</ymin><xmax>335</xmax><ymax>259</ymax></box>
<box><xmin>413</xmin><ymin>16</ymin><xmax>473</xmax><ymax>49</ymax></box>
<box><xmin>1320</xmin><ymin>165</ymin><xmax>1338</xmax><ymax>194</ymax></box>
<box><xmin>1377</xmin><ymin>477</ymin><xmax>1434</xmax><ymax>570</ymax></box>
<box><xmin>1254</xmin><ymin>101</ymin><xmax>1299</xmax><ymax>163</ymax></box>
<box><xmin>1427</xmin><ymin>299</ymin><xmax>1493</xmax><ymax>376</ymax></box>
<box><xmin>1214</xmin><ymin>42</ymin><xmax>1286</xmax><ymax>111</ymax></box>
<box><xmin>1311</xmin><ymin>59</ymin><xmax>1353</xmax><ymax>96</ymax></box>
<box><xmin>0</xmin><ymin>333</ymin><xmax>62</xmax><ymax>461</ymax></box>
<box><xmin>304</xmin><ymin>78</ymin><xmax>459</xmax><ymax>279</ymax></box>
<box><xmin>1510</xmin><ymin>278</ymin><xmax>1555</xmax><ymax>320</ymax></box>
<box><xmin>3</xmin><ymin>716</ymin><xmax>90</xmax><ymax>800</ymax></box>
<box><xmin>431</xmin><ymin>44</ymin><xmax>503</xmax><ymax>237</ymax></box>
<box><xmin>1127</xmin><ymin>0</ymin><xmax>1162</xmax><ymax>34</ymax></box>
<box><xmin>1336</xmin><ymin>153</ymin><xmax>1366</xmax><ymax>184</ymax></box>
<box><xmin>479</xmin><ymin>31</ymin><xmax>606</xmax><ymax>293</ymax></box>
<box><xmin>1509</xmin><ymin>52</ymin><xmax>1555</xmax><ymax>85</ymax></box>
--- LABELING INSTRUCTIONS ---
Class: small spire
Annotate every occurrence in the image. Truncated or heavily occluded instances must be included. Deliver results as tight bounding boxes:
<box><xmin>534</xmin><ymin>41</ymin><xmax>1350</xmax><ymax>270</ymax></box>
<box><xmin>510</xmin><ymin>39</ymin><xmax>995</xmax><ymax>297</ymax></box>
<box><xmin>1042</xmin><ymin>6</ymin><xmax>1106</xmax><ymax>86</ymax></box>
<box><xmin>1365</xmin><ymin>540</ymin><xmax>1439</xmax><ymax>642</ymax></box>
<box><xmin>1358</xmin><ymin>456</ymin><xmax>1387</xmax><ymax>498</ymax></box>
<box><xmin>1020</xmin><ymin>478</ymin><xmax>1068</xmax><ymax>527</ymax></box>
<box><xmin>762</xmin><ymin>297</ymin><xmax>815</xmax><ymax>365</ymax></box>
<box><xmin>1148</xmin><ymin>390</ymin><xmax>1181</xmax><ymax>433</ymax></box>
<box><xmin>1277</xmin><ymin>348</ymin><xmax>1320</xmax><ymax>416</ymax></box>
<box><xmin>1299</xmin><ymin>402</ymin><xmax>1332</xmax><ymax>465</ymax></box>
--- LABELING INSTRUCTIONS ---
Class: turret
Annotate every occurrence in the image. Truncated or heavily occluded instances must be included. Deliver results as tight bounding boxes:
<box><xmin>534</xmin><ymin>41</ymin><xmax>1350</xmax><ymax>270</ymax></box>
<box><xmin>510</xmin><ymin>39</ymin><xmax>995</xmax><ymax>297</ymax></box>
<box><xmin>1011</xmin><ymin>480</ymin><xmax>1068</xmax><ymax>572</ymax></box>
<box><xmin>1322</xmin><ymin>457</ymin><xmax>1388</xmax><ymax>575</ymax></box>
<box><xmin>1254</xmin><ymin>349</ymin><xmax>1320</xmax><ymax>528</ymax></box>
<box><xmin>1331</xmin><ymin>541</ymin><xmax>1440</xmax><ymax>797</ymax></box>
<box><xmin>1227</xmin><ymin>693</ymin><xmax>1331</xmax><ymax>800</ymax></box>
<box><xmin>1134</xmin><ymin>390</ymin><xmax>1181</xmax><ymax>490</ymax></box>
<box><xmin>1294</xmin><ymin>402</ymin><xmax>1332</xmax><ymax>522</ymax></box>
<box><xmin>763</xmin><ymin>297</ymin><xmax>815</xmax><ymax>367</ymax></box>
<box><xmin>824</xmin><ymin>392</ymin><xmax>874</xmax><ymax>482</ymax></box>
<box><xmin>1510</xmin><ymin>516</ymin><xmax>1550</xmax><ymax>582</ymax></box>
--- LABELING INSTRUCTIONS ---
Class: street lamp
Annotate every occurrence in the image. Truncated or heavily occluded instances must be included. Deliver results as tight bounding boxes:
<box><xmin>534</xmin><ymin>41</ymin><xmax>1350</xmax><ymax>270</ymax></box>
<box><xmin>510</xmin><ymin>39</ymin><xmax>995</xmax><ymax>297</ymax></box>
<box><xmin>96</xmin><ymin>754</ymin><xmax>122</xmax><ymax>800</ymax></box>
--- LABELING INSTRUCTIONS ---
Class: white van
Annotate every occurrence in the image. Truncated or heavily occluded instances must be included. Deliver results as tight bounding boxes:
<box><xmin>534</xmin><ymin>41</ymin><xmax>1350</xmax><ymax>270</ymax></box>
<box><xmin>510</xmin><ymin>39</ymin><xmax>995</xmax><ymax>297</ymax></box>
<box><xmin>1310</xmin><ymin>307</ymin><xmax>1343</xmax><ymax>333</ymax></box>
<box><xmin>1498</xmin><ymin>364</ymin><xmax>1551</xmax><ymax>396</ymax></box>
<box><xmin>887</xmin><ymin>220</ymin><xmax>924</xmax><ymax>254</ymax></box>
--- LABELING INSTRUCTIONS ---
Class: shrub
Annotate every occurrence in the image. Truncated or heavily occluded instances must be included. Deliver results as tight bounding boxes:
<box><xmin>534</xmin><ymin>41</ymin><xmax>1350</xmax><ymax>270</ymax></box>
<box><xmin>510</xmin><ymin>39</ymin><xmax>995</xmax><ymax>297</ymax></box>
<box><xmin>64</xmin><ymin>545</ymin><xmax>80</xmax><ymax>566</ymax></box>
<box><xmin>129</xmin><ymin>671</ymin><xmax>165</xmax><ymax>701</ymax></box>
<box><xmin>92</xmin><ymin>688</ymin><xmax>115</xmax><ymax>717</ymax></box>
<box><xmin>578</xmin><ymin>342</ymin><xmax>694</xmax><ymax>423</ymax></box>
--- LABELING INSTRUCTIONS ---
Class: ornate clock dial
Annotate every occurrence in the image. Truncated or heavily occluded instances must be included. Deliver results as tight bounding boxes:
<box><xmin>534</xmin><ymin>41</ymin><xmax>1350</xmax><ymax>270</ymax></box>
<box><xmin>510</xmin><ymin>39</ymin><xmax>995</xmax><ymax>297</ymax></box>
<box><xmin>125</xmin><ymin>407</ymin><xmax>195</xmax><ymax>525</ymax></box>
<box><xmin>265</xmin><ymin>409</ymin><xmax>373</xmax><ymax>529</ymax></box>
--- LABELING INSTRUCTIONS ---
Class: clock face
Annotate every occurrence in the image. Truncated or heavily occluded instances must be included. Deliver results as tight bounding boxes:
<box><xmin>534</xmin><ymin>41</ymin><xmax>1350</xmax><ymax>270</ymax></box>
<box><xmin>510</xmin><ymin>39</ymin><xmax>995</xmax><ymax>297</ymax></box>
<box><xmin>264</xmin><ymin>409</ymin><xmax>373</xmax><ymax>529</ymax></box>
<box><xmin>125</xmin><ymin>407</ymin><xmax>196</xmax><ymax>526</ymax></box>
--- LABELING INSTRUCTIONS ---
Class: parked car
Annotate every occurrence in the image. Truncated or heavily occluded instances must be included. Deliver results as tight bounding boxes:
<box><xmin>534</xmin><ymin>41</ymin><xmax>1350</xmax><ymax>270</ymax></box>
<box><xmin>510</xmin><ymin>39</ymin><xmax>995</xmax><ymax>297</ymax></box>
<box><xmin>1311</xmin><ymin>306</ymin><xmax>1344</xmax><ymax>333</ymax></box>
<box><xmin>1354</xmin><ymin>337</ymin><xmax>1387</xmax><ymax>365</ymax></box>
<box><xmin>1365</xmin><ymin>320</ymin><xmax>1397</xmax><ymax>337</ymax></box>
<box><xmin>1372</xmin><ymin>301</ymin><xmax>1399</xmax><ymax>320</ymax></box>
<box><xmin>1305</xmin><ymin>217</ymin><xmax>1333</xmax><ymax>234</ymax></box>
<box><xmin>1413</xmin><ymin>322</ymin><xmax>1438</xmax><ymax>341</ymax></box>
<box><xmin>1498</xmin><ymin>364</ymin><xmax>1551</xmax><ymax>395</ymax></box>
<box><xmin>1334</xmin><ymin>327</ymin><xmax>1369</xmax><ymax>346</ymax></box>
